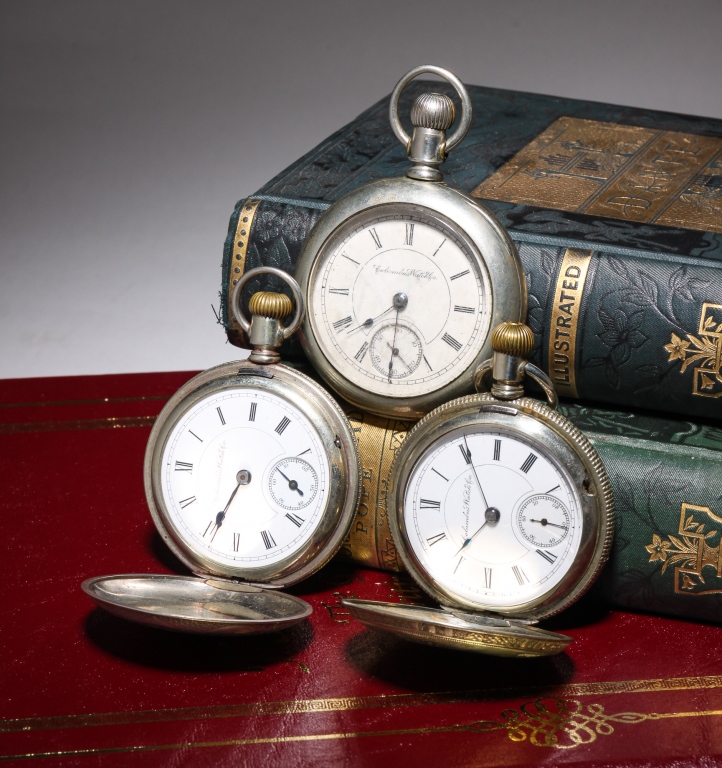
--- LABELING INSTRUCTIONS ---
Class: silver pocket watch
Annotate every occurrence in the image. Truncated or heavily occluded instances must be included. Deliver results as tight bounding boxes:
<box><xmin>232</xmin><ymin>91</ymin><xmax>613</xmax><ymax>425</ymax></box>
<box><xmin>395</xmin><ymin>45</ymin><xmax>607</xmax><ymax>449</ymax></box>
<box><xmin>83</xmin><ymin>268</ymin><xmax>361</xmax><ymax>634</ymax></box>
<box><xmin>343</xmin><ymin>322</ymin><xmax>614</xmax><ymax>657</ymax></box>
<box><xmin>295</xmin><ymin>66</ymin><xmax>526</xmax><ymax>420</ymax></box>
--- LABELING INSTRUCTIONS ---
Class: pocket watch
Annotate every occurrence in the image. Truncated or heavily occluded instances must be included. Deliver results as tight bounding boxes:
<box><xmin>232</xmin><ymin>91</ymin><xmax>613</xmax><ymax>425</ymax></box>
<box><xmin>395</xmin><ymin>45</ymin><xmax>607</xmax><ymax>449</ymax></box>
<box><xmin>295</xmin><ymin>65</ymin><xmax>526</xmax><ymax>420</ymax></box>
<box><xmin>82</xmin><ymin>268</ymin><xmax>361</xmax><ymax>634</ymax></box>
<box><xmin>343</xmin><ymin>322</ymin><xmax>614</xmax><ymax>656</ymax></box>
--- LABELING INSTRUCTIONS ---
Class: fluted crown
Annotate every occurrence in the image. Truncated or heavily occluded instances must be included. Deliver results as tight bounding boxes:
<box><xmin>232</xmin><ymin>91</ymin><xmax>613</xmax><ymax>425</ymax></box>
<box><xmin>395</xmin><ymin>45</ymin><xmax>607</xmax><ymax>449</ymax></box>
<box><xmin>491</xmin><ymin>322</ymin><xmax>535</xmax><ymax>357</ymax></box>
<box><xmin>410</xmin><ymin>93</ymin><xmax>455</xmax><ymax>130</ymax></box>
<box><xmin>248</xmin><ymin>291</ymin><xmax>293</xmax><ymax>320</ymax></box>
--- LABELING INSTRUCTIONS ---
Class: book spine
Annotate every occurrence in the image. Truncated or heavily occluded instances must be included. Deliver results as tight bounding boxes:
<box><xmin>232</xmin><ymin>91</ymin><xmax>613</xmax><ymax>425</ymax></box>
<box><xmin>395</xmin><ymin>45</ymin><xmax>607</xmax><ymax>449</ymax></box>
<box><xmin>221</xmin><ymin>196</ymin><xmax>722</xmax><ymax>421</ymax></box>
<box><xmin>334</xmin><ymin>396</ymin><xmax>722</xmax><ymax>624</ymax></box>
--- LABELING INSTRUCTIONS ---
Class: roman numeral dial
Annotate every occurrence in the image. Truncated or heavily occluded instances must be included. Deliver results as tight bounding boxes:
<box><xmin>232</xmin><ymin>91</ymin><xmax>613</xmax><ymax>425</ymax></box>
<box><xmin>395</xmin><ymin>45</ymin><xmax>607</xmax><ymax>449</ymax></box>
<box><xmin>405</xmin><ymin>427</ymin><xmax>583</xmax><ymax>611</ymax></box>
<box><xmin>160</xmin><ymin>385</ymin><xmax>331</xmax><ymax>571</ymax></box>
<box><xmin>310</xmin><ymin>207</ymin><xmax>492</xmax><ymax>402</ymax></box>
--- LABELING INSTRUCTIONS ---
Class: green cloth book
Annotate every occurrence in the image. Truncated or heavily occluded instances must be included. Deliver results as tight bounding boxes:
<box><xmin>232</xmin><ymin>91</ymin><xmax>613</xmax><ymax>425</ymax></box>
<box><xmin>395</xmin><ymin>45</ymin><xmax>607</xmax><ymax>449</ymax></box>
<box><xmin>220</xmin><ymin>81</ymin><xmax>722</xmax><ymax>421</ymax></box>
<box><xmin>560</xmin><ymin>402</ymin><xmax>722</xmax><ymax>623</ymax></box>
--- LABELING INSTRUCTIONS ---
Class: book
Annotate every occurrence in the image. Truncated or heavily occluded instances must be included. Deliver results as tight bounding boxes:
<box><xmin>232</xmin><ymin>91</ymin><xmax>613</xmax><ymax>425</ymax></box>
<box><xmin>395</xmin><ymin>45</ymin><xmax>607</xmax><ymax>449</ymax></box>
<box><xmin>340</xmin><ymin>395</ymin><xmax>722</xmax><ymax>625</ymax></box>
<box><xmin>220</xmin><ymin>81</ymin><xmax>722</xmax><ymax>421</ymax></box>
<box><xmin>4</xmin><ymin>370</ymin><xmax>722</xmax><ymax>766</ymax></box>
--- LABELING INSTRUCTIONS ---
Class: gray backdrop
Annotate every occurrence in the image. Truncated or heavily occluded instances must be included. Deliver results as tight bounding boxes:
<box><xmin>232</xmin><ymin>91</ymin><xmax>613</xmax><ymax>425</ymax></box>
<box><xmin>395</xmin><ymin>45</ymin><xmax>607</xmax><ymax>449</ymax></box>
<box><xmin>2</xmin><ymin>0</ymin><xmax>721</xmax><ymax>379</ymax></box>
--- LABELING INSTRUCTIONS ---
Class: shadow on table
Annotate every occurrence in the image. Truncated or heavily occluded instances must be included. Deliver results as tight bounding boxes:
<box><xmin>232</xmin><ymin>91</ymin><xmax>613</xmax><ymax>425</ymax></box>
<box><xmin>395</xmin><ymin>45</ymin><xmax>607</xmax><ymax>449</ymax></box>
<box><xmin>84</xmin><ymin>608</ymin><xmax>314</xmax><ymax>673</ymax></box>
<box><xmin>343</xmin><ymin>594</ymin><xmax>610</xmax><ymax>697</ymax></box>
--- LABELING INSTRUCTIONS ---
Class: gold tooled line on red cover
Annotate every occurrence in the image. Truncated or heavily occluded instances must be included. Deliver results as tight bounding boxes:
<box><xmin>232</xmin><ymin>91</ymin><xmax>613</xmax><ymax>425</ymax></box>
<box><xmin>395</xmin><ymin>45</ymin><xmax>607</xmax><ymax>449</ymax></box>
<box><xmin>4</xmin><ymin>674</ymin><xmax>722</xmax><ymax>734</ymax></box>
<box><xmin>4</xmin><ymin>705</ymin><xmax>722</xmax><ymax>761</ymax></box>
<box><xmin>0</xmin><ymin>415</ymin><xmax>157</xmax><ymax>434</ymax></box>
<box><xmin>0</xmin><ymin>395</ymin><xmax>169</xmax><ymax>410</ymax></box>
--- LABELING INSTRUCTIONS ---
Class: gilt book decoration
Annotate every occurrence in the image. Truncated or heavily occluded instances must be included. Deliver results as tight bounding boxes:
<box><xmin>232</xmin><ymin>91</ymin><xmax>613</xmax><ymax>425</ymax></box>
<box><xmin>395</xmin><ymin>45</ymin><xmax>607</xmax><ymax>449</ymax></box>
<box><xmin>220</xmin><ymin>83</ymin><xmax>722</xmax><ymax>420</ymax></box>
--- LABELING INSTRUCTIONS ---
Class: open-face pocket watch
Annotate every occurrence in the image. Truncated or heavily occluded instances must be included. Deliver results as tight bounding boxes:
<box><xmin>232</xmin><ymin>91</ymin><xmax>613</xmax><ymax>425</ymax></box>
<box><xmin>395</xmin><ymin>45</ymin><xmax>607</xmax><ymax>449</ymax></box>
<box><xmin>343</xmin><ymin>322</ymin><xmax>614</xmax><ymax>657</ymax></box>
<box><xmin>82</xmin><ymin>268</ymin><xmax>361</xmax><ymax>634</ymax></box>
<box><xmin>294</xmin><ymin>65</ymin><xmax>526</xmax><ymax>420</ymax></box>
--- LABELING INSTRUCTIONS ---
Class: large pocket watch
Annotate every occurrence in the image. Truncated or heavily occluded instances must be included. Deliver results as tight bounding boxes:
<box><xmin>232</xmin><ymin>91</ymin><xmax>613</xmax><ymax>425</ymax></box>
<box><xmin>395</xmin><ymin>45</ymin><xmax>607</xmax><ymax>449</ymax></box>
<box><xmin>343</xmin><ymin>322</ymin><xmax>614</xmax><ymax>657</ymax></box>
<box><xmin>82</xmin><ymin>268</ymin><xmax>361</xmax><ymax>634</ymax></box>
<box><xmin>295</xmin><ymin>66</ymin><xmax>526</xmax><ymax>420</ymax></box>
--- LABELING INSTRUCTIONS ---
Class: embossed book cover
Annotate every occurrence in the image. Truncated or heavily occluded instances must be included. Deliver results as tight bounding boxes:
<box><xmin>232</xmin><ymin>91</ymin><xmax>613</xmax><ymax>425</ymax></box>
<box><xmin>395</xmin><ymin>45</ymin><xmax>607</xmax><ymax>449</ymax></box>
<box><xmin>5</xmin><ymin>371</ymin><xmax>722</xmax><ymax>766</ymax></box>
<box><xmin>220</xmin><ymin>83</ymin><xmax>722</xmax><ymax>420</ymax></box>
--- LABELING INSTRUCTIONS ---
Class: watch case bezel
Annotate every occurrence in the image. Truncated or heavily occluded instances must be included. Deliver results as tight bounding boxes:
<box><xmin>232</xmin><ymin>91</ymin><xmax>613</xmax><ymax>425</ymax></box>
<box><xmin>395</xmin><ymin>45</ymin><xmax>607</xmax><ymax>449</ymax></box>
<box><xmin>144</xmin><ymin>360</ymin><xmax>361</xmax><ymax>588</ymax></box>
<box><xmin>295</xmin><ymin>177</ymin><xmax>527</xmax><ymax>419</ymax></box>
<box><xmin>388</xmin><ymin>393</ymin><xmax>614</xmax><ymax>622</ymax></box>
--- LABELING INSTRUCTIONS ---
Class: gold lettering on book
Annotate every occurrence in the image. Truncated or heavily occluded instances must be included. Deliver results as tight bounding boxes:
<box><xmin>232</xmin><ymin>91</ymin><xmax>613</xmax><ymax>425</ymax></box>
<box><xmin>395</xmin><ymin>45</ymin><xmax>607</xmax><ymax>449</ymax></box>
<box><xmin>664</xmin><ymin>302</ymin><xmax>722</xmax><ymax>398</ymax></box>
<box><xmin>547</xmin><ymin>249</ymin><xmax>593</xmax><ymax>398</ymax></box>
<box><xmin>646</xmin><ymin>502</ymin><xmax>722</xmax><ymax>594</ymax></box>
<box><xmin>472</xmin><ymin>117</ymin><xmax>722</xmax><ymax>234</ymax></box>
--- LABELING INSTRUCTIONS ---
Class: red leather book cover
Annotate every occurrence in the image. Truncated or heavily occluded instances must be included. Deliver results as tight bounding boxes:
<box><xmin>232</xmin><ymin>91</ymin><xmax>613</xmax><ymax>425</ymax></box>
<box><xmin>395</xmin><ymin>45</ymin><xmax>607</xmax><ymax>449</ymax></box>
<box><xmin>3</xmin><ymin>371</ymin><xmax>722</xmax><ymax>767</ymax></box>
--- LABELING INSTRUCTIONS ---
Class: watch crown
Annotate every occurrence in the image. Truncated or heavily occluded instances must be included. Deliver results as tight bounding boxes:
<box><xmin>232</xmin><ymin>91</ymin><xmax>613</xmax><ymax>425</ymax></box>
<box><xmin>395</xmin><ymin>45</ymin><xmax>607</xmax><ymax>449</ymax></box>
<box><xmin>410</xmin><ymin>93</ymin><xmax>455</xmax><ymax>131</ymax></box>
<box><xmin>491</xmin><ymin>322</ymin><xmax>535</xmax><ymax>358</ymax></box>
<box><xmin>248</xmin><ymin>291</ymin><xmax>293</xmax><ymax>320</ymax></box>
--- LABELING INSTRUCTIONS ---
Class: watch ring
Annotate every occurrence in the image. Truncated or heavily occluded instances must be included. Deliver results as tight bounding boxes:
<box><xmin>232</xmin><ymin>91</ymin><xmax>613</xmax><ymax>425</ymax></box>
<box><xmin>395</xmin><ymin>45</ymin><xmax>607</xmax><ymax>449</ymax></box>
<box><xmin>389</xmin><ymin>65</ymin><xmax>472</xmax><ymax>152</ymax></box>
<box><xmin>232</xmin><ymin>266</ymin><xmax>305</xmax><ymax>340</ymax></box>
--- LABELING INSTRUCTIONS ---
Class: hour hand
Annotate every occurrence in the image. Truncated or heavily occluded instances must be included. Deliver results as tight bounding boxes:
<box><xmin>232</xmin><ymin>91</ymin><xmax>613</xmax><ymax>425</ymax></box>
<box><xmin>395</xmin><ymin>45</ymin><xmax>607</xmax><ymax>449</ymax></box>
<box><xmin>346</xmin><ymin>305</ymin><xmax>394</xmax><ymax>334</ymax></box>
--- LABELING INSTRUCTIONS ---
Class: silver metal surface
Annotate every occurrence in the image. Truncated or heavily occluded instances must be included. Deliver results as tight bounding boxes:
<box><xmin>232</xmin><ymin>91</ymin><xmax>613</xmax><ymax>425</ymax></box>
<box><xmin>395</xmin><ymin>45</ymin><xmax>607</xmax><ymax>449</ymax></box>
<box><xmin>389</xmin><ymin>65</ymin><xmax>472</xmax><ymax>153</ymax></box>
<box><xmin>144</xmin><ymin>360</ymin><xmax>361</xmax><ymax>587</ymax></box>
<box><xmin>295</xmin><ymin>178</ymin><xmax>526</xmax><ymax>419</ymax></box>
<box><xmin>231</xmin><ymin>266</ymin><xmax>304</xmax><ymax>341</ymax></box>
<box><xmin>341</xmin><ymin>599</ymin><xmax>572</xmax><ymax>657</ymax></box>
<box><xmin>82</xmin><ymin>574</ymin><xmax>312</xmax><ymax>635</ymax></box>
<box><xmin>475</xmin><ymin>357</ymin><xmax>559</xmax><ymax>409</ymax></box>
<box><xmin>387</xmin><ymin>392</ymin><xmax>614</xmax><ymax>622</ymax></box>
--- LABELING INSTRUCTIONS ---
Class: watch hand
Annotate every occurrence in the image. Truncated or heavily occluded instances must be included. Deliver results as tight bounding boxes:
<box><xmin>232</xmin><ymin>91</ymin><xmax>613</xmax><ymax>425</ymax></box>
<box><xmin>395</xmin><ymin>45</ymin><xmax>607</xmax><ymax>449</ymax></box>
<box><xmin>346</xmin><ymin>305</ymin><xmax>395</xmax><ymax>334</ymax></box>
<box><xmin>387</xmin><ymin>309</ymin><xmax>401</xmax><ymax>383</ymax></box>
<box><xmin>529</xmin><ymin>518</ymin><xmax>568</xmax><ymax>530</ymax></box>
<box><xmin>452</xmin><ymin>506</ymin><xmax>501</xmax><ymax>557</ymax></box>
<box><xmin>463</xmin><ymin>435</ymin><xmax>490</xmax><ymax>510</ymax></box>
<box><xmin>211</xmin><ymin>469</ymin><xmax>252</xmax><ymax>540</ymax></box>
<box><xmin>385</xmin><ymin>340</ymin><xmax>411</xmax><ymax>372</ymax></box>
<box><xmin>276</xmin><ymin>468</ymin><xmax>304</xmax><ymax>497</ymax></box>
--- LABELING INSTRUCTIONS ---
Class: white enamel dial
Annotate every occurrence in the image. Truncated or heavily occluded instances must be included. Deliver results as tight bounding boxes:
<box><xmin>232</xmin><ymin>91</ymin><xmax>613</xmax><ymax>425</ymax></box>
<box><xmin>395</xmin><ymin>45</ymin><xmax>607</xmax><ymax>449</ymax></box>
<box><xmin>309</xmin><ymin>207</ymin><xmax>492</xmax><ymax>398</ymax></box>
<box><xmin>160</xmin><ymin>387</ymin><xmax>329</xmax><ymax>569</ymax></box>
<box><xmin>402</xmin><ymin>426</ymin><xmax>583</xmax><ymax>609</ymax></box>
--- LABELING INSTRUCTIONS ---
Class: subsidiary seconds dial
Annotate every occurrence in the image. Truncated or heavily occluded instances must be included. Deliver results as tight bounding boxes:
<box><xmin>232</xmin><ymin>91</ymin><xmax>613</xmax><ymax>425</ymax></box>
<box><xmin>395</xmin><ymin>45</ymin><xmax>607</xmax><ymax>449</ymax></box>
<box><xmin>309</xmin><ymin>205</ymin><xmax>491</xmax><ymax>399</ymax></box>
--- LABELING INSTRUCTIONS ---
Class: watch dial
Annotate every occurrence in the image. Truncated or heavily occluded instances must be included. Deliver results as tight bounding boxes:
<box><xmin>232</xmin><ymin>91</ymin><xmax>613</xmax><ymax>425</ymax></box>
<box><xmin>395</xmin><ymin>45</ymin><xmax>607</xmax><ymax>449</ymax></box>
<box><xmin>309</xmin><ymin>205</ymin><xmax>492</xmax><ymax>398</ymax></box>
<box><xmin>402</xmin><ymin>426</ymin><xmax>583</xmax><ymax>610</ymax></box>
<box><xmin>160</xmin><ymin>387</ymin><xmax>330</xmax><ymax>570</ymax></box>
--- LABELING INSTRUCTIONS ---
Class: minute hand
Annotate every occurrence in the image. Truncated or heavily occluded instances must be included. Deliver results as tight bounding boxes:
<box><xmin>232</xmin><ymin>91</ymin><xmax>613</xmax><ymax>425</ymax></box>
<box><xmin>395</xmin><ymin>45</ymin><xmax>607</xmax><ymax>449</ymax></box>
<box><xmin>463</xmin><ymin>434</ymin><xmax>489</xmax><ymax>510</ymax></box>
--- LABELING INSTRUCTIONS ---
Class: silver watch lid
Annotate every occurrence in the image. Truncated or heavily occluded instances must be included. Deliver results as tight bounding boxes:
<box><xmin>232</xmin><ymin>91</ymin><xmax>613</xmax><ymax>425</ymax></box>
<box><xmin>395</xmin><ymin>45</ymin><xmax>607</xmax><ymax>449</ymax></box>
<box><xmin>82</xmin><ymin>574</ymin><xmax>312</xmax><ymax>635</ymax></box>
<box><xmin>342</xmin><ymin>598</ymin><xmax>571</xmax><ymax>657</ymax></box>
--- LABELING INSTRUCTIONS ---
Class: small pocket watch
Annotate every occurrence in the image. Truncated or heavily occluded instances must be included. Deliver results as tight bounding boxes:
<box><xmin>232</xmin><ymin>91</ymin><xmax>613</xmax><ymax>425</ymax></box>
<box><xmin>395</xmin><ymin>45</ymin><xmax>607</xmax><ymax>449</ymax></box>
<box><xmin>82</xmin><ymin>268</ymin><xmax>361</xmax><ymax>634</ymax></box>
<box><xmin>343</xmin><ymin>322</ymin><xmax>614</xmax><ymax>657</ymax></box>
<box><xmin>295</xmin><ymin>66</ymin><xmax>526</xmax><ymax>420</ymax></box>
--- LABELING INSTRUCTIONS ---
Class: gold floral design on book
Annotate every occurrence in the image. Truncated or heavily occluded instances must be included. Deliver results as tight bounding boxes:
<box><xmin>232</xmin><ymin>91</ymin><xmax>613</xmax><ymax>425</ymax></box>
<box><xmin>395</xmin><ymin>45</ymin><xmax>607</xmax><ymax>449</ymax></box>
<box><xmin>664</xmin><ymin>302</ymin><xmax>722</xmax><ymax>398</ymax></box>
<box><xmin>646</xmin><ymin>502</ymin><xmax>722</xmax><ymax>594</ymax></box>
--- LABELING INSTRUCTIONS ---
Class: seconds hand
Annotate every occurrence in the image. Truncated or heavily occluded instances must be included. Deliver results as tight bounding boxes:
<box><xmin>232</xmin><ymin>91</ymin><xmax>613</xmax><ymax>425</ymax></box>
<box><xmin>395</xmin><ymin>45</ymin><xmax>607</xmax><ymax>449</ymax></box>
<box><xmin>276</xmin><ymin>467</ymin><xmax>303</xmax><ymax>497</ymax></box>
<box><xmin>387</xmin><ymin>308</ymin><xmax>400</xmax><ymax>383</ymax></box>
